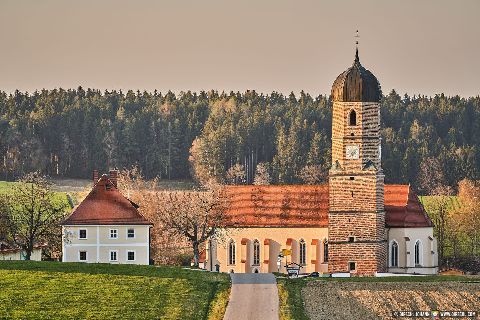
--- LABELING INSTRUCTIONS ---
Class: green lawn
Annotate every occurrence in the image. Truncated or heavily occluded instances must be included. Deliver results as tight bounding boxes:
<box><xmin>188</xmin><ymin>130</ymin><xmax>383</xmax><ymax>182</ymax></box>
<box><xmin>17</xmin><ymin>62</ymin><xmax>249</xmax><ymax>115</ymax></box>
<box><xmin>419</xmin><ymin>195</ymin><xmax>462</xmax><ymax>212</ymax></box>
<box><xmin>0</xmin><ymin>180</ymin><xmax>74</xmax><ymax>208</ymax></box>
<box><xmin>277</xmin><ymin>278</ymin><xmax>309</xmax><ymax>320</ymax></box>
<box><xmin>0</xmin><ymin>261</ymin><xmax>230</xmax><ymax>320</ymax></box>
<box><xmin>0</xmin><ymin>181</ymin><xmax>17</xmax><ymax>193</ymax></box>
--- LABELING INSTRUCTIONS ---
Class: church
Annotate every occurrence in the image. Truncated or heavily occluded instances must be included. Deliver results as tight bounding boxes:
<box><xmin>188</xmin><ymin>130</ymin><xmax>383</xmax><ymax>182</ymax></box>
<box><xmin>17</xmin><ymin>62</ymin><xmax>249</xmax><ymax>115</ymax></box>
<box><xmin>206</xmin><ymin>49</ymin><xmax>438</xmax><ymax>276</ymax></box>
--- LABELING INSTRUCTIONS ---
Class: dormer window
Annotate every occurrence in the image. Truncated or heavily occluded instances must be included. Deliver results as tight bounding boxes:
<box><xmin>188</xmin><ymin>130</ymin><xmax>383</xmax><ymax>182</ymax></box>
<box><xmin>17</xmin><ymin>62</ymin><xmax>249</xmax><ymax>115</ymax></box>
<box><xmin>349</xmin><ymin>110</ymin><xmax>357</xmax><ymax>126</ymax></box>
<box><xmin>105</xmin><ymin>183</ymin><xmax>112</xmax><ymax>191</ymax></box>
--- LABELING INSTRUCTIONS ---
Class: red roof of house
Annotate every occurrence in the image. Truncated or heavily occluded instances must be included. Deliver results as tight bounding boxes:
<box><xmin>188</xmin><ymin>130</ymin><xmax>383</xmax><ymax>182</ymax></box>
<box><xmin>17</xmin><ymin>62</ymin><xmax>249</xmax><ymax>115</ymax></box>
<box><xmin>223</xmin><ymin>184</ymin><xmax>432</xmax><ymax>228</ymax></box>
<box><xmin>62</xmin><ymin>175</ymin><xmax>151</xmax><ymax>226</ymax></box>
<box><xmin>191</xmin><ymin>249</ymin><xmax>207</xmax><ymax>264</ymax></box>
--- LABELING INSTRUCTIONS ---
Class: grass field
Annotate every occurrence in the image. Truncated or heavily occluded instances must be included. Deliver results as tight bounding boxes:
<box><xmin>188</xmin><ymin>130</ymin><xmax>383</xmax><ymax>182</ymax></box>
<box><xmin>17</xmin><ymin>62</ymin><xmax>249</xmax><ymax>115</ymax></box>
<box><xmin>0</xmin><ymin>261</ymin><xmax>230</xmax><ymax>320</ymax></box>
<box><xmin>0</xmin><ymin>181</ymin><xmax>18</xmax><ymax>193</ymax></box>
<box><xmin>419</xmin><ymin>195</ymin><xmax>462</xmax><ymax>212</ymax></box>
<box><xmin>0</xmin><ymin>180</ymin><xmax>74</xmax><ymax>209</ymax></box>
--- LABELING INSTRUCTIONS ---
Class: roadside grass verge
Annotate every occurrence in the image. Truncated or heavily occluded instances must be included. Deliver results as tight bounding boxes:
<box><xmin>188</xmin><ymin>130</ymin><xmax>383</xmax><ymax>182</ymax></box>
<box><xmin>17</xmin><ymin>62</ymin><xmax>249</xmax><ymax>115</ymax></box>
<box><xmin>277</xmin><ymin>278</ymin><xmax>309</xmax><ymax>320</ymax></box>
<box><xmin>207</xmin><ymin>281</ymin><xmax>231</xmax><ymax>320</ymax></box>
<box><xmin>0</xmin><ymin>261</ymin><xmax>230</xmax><ymax>320</ymax></box>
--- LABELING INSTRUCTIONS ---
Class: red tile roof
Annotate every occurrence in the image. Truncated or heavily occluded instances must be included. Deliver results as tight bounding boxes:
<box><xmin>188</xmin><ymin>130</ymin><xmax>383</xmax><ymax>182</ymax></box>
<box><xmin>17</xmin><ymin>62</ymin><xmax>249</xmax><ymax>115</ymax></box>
<box><xmin>62</xmin><ymin>175</ymin><xmax>152</xmax><ymax>226</ymax></box>
<box><xmin>384</xmin><ymin>184</ymin><xmax>433</xmax><ymax>228</ymax></box>
<box><xmin>192</xmin><ymin>249</ymin><xmax>207</xmax><ymax>264</ymax></box>
<box><xmin>224</xmin><ymin>185</ymin><xmax>329</xmax><ymax>228</ymax></box>
<box><xmin>223</xmin><ymin>184</ymin><xmax>432</xmax><ymax>228</ymax></box>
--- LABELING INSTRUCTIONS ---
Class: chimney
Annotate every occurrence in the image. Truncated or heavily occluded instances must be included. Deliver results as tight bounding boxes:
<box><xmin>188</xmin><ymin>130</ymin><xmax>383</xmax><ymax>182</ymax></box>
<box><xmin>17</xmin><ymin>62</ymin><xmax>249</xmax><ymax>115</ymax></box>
<box><xmin>109</xmin><ymin>170</ymin><xmax>118</xmax><ymax>188</ymax></box>
<box><xmin>93</xmin><ymin>170</ymin><xmax>99</xmax><ymax>186</ymax></box>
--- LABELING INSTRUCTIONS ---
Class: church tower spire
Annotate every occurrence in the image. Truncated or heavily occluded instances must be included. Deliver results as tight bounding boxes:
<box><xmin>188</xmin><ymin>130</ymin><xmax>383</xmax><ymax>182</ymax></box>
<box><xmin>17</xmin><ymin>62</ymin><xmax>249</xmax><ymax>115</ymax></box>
<box><xmin>328</xmin><ymin>46</ymin><xmax>386</xmax><ymax>276</ymax></box>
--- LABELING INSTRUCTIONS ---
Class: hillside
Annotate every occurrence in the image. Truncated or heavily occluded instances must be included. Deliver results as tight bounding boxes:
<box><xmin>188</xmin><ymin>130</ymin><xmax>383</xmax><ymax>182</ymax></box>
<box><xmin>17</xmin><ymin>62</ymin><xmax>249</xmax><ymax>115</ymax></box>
<box><xmin>0</xmin><ymin>261</ymin><xmax>230</xmax><ymax>320</ymax></box>
<box><xmin>2</xmin><ymin>90</ymin><xmax>480</xmax><ymax>190</ymax></box>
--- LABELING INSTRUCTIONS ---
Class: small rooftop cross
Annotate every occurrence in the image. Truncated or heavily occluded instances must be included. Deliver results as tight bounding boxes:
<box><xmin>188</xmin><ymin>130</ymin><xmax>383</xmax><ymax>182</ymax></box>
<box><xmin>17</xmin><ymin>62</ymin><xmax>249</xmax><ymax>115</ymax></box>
<box><xmin>354</xmin><ymin>30</ymin><xmax>360</xmax><ymax>62</ymax></box>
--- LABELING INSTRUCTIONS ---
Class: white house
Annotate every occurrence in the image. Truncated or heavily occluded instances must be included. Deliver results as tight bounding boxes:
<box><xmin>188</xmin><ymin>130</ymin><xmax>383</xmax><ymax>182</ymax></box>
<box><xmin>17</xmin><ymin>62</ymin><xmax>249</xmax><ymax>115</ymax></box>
<box><xmin>0</xmin><ymin>241</ymin><xmax>43</xmax><ymax>261</ymax></box>
<box><xmin>61</xmin><ymin>171</ymin><xmax>152</xmax><ymax>265</ymax></box>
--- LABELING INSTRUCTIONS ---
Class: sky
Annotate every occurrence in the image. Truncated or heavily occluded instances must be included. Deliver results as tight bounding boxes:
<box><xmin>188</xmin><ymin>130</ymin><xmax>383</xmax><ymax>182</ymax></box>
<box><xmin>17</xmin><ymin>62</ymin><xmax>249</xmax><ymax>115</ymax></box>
<box><xmin>0</xmin><ymin>0</ymin><xmax>479</xmax><ymax>97</ymax></box>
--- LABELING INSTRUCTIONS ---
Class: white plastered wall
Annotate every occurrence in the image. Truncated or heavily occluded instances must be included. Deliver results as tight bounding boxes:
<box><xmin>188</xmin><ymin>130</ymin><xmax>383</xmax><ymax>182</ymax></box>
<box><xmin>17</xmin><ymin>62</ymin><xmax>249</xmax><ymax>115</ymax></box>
<box><xmin>206</xmin><ymin>227</ymin><xmax>328</xmax><ymax>274</ymax></box>
<box><xmin>387</xmin><ymin>227</ymin><xmax>438</xmax><ymax>275</ymax></box>
<box><xmin>62</xmin><ymin>225</ymin><xmax>150</xmax><ymax>265</ymax></box>
<box><xmin>0</xmin><ymin>248</ymin><xmax>42</xmax><ymax>261</ymax></box>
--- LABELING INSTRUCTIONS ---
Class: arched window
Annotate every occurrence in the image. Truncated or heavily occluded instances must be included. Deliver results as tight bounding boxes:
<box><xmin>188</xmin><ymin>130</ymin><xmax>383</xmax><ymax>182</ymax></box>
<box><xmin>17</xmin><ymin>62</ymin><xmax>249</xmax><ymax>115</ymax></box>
<box><xmin>414</xmin><ymin>240</ymin><xmax>421</xmax><ymax>266</ymax></box>
<box><xmin>299</xmin><ymin>239</ymin><xmax>306</xmax><ymax>265</ymax></box>
<box><xmin>323</xmin><ymin>239</ymin><xmax>328</xmax><ymax>263</ymax></box>
<box><xmin>253</xmin><ymin>240</ymin><xmax>260</xmax><ymax>266</ymax></box>
<box><xmin>228</xmin><ymin>240</ymin><xmax>236</xmax><ymax>265</ymax></box>
<box><xmin>390</xmin><ymin>241</ymin><xmax>398</xmax><ymax>267</ymax></box>
<box><xmin>349</xmin><ymin>110</ymin><xmax>357</xmax><ymax>126</ymax></box>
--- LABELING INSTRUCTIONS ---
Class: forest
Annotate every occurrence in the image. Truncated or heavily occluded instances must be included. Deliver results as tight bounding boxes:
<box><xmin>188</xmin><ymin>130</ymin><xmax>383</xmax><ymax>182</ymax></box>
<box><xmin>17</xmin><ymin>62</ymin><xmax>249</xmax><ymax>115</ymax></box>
<box><xmin>0</xmin><ymin>88</ymin><xmax>479</xmax><ymax>194</ymax></box>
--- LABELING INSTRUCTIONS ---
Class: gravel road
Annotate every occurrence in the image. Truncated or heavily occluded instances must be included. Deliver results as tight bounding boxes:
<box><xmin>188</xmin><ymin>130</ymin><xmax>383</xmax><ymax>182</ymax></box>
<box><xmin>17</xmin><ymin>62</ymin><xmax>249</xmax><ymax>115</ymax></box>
<box><xmin>223</xmin><ymin>273</ymin><xmax>279</xmax><ymax>320</ymax></box>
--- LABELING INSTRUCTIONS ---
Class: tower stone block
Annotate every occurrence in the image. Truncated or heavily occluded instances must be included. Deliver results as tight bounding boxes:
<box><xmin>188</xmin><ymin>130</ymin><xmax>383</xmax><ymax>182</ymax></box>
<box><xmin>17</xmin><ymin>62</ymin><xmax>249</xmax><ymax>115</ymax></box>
<box><xmin>328</xmin><ymin>50</ymin><xmax>386</xmax><ymax>275</ymax></box>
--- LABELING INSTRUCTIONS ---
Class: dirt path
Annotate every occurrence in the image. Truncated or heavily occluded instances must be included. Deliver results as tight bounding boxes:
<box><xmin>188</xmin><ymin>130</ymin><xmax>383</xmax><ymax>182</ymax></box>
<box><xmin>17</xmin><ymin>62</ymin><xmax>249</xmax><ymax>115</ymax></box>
<box><xmin>223</xmin><ymin>273</ymin><xmax>279</xmax><ymax>320</ymax></box>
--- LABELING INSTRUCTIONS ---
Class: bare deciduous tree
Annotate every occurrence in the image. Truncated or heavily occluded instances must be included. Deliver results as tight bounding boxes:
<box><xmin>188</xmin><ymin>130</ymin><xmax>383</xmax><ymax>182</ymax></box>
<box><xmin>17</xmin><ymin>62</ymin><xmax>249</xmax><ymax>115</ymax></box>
<box><xmin>298</xmin><ymin>164</ymin><xmax>327</xmax><ymax>185</ymax></box>
<box><xmin>254</xmin><ymin>162</ymin><xmax>271</xmax><ymax>185</ymax></box>
<box><xmin>116</xmin><ymin>166</ymin><xmax>190</xmax><ymax>265</ymax></box>
<box><xmin>226</xmin><ymin>164</ymin><xmax>246</xmax><ymax>185</ymax></box>
<box><xmin>418</xmin><ymin>157</ymin><xmax>447</xmax><ymax>195</ymax></box>
<box><xmin>155</xmin><ymin>185</ymin><xmax>229</xmax><ymax>267</ymax></box>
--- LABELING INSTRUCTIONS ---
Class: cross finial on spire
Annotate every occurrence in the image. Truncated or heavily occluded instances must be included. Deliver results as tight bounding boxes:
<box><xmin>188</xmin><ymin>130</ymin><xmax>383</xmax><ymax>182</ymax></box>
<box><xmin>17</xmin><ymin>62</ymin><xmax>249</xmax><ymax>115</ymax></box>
<box><xmin>354</xmin><ymin>30</ymin><xmax>360</xmax><ymax>62</ymax></box>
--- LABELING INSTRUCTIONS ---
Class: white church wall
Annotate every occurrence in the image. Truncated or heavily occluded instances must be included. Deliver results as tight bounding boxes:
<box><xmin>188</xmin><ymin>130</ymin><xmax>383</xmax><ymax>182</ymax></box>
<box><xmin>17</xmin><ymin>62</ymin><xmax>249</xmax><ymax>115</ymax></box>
<box><xmin>388</xmin><ymin>227</ymin><xmax>438</xmax><ymax>275</ymax></box>
<box><xmin>208</xmin><ymin>227</ymin><xmax>328</xmax><ymax>274</ymax></box>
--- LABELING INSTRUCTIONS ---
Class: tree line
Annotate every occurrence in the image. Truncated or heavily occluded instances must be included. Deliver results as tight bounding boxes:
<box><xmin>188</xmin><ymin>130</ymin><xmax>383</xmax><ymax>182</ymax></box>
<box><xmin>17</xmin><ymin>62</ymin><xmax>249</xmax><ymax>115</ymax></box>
<box><xmin>1</xmin><ymin>88</ymin><xmax>479</xmax><ymax>194</ymax></box>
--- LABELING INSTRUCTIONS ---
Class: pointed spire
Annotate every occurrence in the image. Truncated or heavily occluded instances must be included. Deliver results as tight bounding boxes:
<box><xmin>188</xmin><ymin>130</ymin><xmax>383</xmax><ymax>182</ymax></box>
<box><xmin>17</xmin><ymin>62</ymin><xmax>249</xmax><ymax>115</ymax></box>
<box><xmin>354</xmin><ymin>30</ymin><xmax>360</xmax><ymax>64</ymax></box>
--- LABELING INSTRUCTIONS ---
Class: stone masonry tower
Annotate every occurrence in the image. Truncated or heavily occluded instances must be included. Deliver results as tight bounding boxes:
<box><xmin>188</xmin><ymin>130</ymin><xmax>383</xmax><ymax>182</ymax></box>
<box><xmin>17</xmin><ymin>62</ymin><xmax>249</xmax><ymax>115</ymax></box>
<box><xmin>328</xmin><ymin>48</ymin><xmax>387</xmax><ymax>275</ymax></box>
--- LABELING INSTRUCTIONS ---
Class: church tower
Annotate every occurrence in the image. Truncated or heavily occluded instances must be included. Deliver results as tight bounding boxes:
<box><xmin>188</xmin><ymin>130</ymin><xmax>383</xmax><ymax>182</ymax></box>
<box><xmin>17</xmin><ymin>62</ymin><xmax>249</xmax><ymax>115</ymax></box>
<box><xmin>328</xmin><ymin>48</ymin><xmax>387</xmax><ymax>275</ymax></box>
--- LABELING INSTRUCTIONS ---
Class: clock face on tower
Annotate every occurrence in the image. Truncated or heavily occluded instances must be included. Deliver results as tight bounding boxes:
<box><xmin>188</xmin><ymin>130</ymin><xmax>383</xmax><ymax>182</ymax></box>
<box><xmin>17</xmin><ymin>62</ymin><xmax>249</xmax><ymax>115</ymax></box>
<box><xmin>346</xmin><ymin>145</ymin><xmax>360</xmax><ymax>160</ymax></box>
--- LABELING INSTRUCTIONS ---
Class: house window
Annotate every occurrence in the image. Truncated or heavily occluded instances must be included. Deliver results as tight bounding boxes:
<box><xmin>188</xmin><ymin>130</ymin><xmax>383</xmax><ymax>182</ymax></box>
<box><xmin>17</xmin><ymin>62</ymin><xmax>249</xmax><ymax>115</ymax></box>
<box><xmin>349</xmin><ymin>110</ymin><xmax>357</xmax><ymax>126</ymax></box>
<box><xmin>415</xmin><ymin>240</ymin><xmax>421</xmax><ymax>266</ymax></box>
<box><xmin>110</xmin><ymin>250</ymin><xmax>118</xmax><ymax>262</ymax></box>
<box><xmin>299</xmin><ymin>239</ymin><xmax>306</xmax><ymax>265</ymax></box>
<box><xmin>348</xmin><ymin>236</ymin><xmax>355</xmax><ymax>243</ymax></box>
<box><xmin>349</xmin><ymin>261</ymin><xmax>356</xmax><ymax>271</ymax></box>
<box><xmin>110</xmin><ymin>229</ymin><xmax>118</xmax><ymax>239</ymax></box>
<box><xmin>228</xmin><ymin>239</ymin><xmax>236</xmax><ymax>265</ymax></box>
<box><xmin>79</xmin><ymin>229</ymin><xmax>87</xmax><ymax>239</ymax></box>
<box><xmin>391</xmin><ymin>241</ymin><xmax>399</xmax><ymax>267</ymax></box>
<box><xmin>253</xmin><ymin>240</ymin><xmax>260</xmax><ymax>266</ymax></box>
<box><xmin>127</xmin><ymin>250</ymin><xmax>135</xmax><ymax>261</ymax></box>
<box><xmin>127</xmin><ymin>228</ymin><xmax>135</xmax><ymax>238</ymax></box>
<box><xmin>323</xmin><ymin>240</ymin><xmax>328</xmax><ymax>262</ymax></box>
<box><xmin>79</xmin><ymin>251</ymin><xmax>87</xmax><ymax>261</ymax></box>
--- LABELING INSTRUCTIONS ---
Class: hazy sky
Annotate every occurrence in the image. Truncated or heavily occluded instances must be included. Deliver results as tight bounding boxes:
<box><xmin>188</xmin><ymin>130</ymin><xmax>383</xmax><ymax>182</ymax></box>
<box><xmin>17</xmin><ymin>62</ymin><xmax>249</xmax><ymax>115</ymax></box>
<box><xmin>1</xmin><ymin>0</ymin><xmax>479</xmax><ymax>97</ymax></box>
